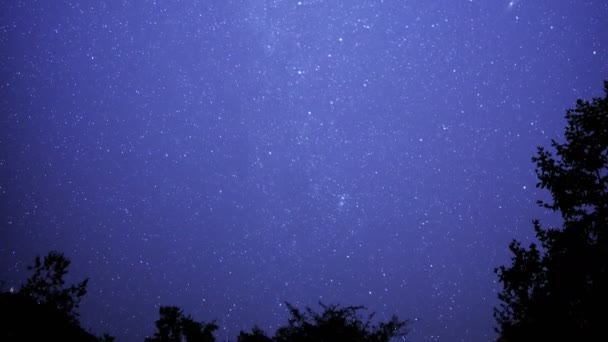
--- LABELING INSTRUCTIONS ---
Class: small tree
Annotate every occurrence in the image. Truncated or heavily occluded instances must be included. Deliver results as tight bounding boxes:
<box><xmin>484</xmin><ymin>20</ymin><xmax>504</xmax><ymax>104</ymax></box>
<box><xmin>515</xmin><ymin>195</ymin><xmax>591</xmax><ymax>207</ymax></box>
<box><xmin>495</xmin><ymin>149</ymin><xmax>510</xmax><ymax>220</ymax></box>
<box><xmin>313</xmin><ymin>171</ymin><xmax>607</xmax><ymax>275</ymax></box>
<box><xmin>237</xmin><ymin>326</ymin><xmax>272</xmax><ymax>342</ymax></box>
<box><xmin>1</xmin><ymin>251</ymin><xmax>112</xmax><ymax>341</ymax></box>
<box><xmin>495</xmin><ymin>81</ymin><xmax>608</xmax><ymax>340</ymax></box>
<box><xmin>19</xmin><ymin>251</ymin><xmax>89</xmax><ymax>323</ymax></box>
<box><xmin>145</xmin><ymin>305</ymin><xmax>218</xmax><ymax>342</ymax></box>
<box><xmin>239</xmin><ymin>302</ymin><xmax>409</xmax><ymax>342</ymax></box>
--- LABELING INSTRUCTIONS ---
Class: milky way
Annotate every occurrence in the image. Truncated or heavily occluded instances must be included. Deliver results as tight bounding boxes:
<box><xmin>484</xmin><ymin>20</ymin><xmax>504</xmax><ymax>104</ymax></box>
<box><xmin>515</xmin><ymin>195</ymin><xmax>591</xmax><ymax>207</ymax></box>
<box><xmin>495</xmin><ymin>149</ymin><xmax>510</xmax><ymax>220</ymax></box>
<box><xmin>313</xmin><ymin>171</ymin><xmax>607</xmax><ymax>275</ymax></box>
<box><xmin>1</xmin><ymin>1</ymin><xmax>607</xmax><ymax>341</ymax></box>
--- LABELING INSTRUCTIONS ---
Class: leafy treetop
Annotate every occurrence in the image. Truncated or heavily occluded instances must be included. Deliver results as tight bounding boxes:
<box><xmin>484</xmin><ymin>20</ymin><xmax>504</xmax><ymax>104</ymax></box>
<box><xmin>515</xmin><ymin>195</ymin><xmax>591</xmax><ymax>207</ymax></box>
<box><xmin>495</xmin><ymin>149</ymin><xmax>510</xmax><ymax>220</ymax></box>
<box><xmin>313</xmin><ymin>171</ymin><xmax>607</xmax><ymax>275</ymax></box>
<box><xmin>20</xmin><ymin>250</ymin><xmax>89</xmax><ymax>324</ymax></box>
<box><xmin>495</xmin><ymin>81</ymin><xmax>608</xmax><ymax>341</ymax></box>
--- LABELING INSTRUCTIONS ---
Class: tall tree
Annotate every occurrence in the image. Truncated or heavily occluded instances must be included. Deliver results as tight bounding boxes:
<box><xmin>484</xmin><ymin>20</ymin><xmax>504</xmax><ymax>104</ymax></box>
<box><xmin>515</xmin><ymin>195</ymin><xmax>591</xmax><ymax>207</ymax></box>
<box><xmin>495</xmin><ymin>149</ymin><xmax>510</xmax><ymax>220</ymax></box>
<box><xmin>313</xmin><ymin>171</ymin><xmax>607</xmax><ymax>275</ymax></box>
<box><xmin>145</xmin><ymin>305</ymin><xmax>218</xmax><ymax>342</ymax></box>
<box><xmin>495</xmin><ymin>81</ymin><xmax>608</xmax><ymax>341</ymax></box>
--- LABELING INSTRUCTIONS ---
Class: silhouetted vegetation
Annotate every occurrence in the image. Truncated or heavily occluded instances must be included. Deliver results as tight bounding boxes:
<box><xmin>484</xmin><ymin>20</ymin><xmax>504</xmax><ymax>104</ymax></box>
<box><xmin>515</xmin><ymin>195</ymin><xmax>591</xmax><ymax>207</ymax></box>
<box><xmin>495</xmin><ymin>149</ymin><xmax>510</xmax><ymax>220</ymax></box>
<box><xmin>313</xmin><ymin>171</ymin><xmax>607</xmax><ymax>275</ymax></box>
<box><xmin>495</xmin><ymin>81</ymin><xmax>608</xmax><ymax>341</ymax></box>
<box><xmin>238</xmin><ymin>326</ymin><xmax>272</xmax><ymax>342</ymax></box>
<box><xmin>1</xmin><ymin>251</ymin><xmax>409</xmax><ymax>341</ymax></box>
<box><xmin>145</xmin><ymin>305</ymin><xmax>218</xmax><ymax>342</ymax></box>
<box><xmin>20</xmin><ymin>251</ymin><xmax>89</xmax><ymax>323</ymax></box>
<box><xmin>0</xmin><ymin>251</ymin><xmax>111</xmax><ymax>341</ymax></box>
<box><xmin>238</xmin><ymin>302</ymin><xmax>409</xmax><ymax>342</ymax></box>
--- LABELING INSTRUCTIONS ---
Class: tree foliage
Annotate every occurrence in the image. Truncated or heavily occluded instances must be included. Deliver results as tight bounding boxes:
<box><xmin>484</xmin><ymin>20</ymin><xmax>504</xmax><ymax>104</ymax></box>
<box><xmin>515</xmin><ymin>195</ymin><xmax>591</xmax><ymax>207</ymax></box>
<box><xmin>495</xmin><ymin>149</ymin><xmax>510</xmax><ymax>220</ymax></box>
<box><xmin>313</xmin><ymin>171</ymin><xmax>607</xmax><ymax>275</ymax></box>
<box><xmin>2</xmin><ymin>250</ymin><xmax>409</xmax><ymax>341</ymax></box>
<box><xmin>145</xmin><ymin>305</ymin><xmax>218</xmax><ymax>342</ymax></box>
<box><xmin>1</xmin><ymin>251</ymin><xmax>111</xmax><ymax>341</ymax></box>
<box><xmin>238</xmin><ymin>326</ymin><xmax>273</xmax><ymax>342</ymax></box>
<box><xmin>495</xmin><ymin>81</ymin><xmax>608</xmax><ymax>341</ymax></box>
<box><xmin>19</xmin><ymin>250</ymin><xmax>89</xmax><ymax>323</ymax></box>
<box><xmin>238</xmin><ymin>302</ymin><xmax>409</xmax><ymax>342</ymax></box>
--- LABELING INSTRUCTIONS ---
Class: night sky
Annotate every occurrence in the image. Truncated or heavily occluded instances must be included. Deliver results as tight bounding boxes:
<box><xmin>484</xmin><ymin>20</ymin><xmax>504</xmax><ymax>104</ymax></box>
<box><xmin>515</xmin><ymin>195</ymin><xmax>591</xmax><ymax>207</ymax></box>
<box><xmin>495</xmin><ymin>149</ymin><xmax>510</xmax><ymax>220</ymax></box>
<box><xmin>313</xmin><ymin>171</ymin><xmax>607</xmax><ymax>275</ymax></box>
<box><xmin>1</xmin><ymin>0</ymin><xmax>607</xmax><ymax>341</ymax></box>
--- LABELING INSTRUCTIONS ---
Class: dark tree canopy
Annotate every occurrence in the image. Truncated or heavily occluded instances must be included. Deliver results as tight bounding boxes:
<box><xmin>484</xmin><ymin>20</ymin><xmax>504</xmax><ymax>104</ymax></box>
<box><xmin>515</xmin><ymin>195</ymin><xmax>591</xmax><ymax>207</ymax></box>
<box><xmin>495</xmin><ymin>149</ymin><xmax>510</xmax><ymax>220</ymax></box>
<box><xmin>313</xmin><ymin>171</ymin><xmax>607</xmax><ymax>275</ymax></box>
<box><xmin>19</xmin><ymin>250</ymin><xmax>89</xmax><ymax>323</ymax></box>
<box><xmin>2</xmin><ymin>250</ymin><xmax>408</xmax><ymax>341</ymax></box>
<box><xmin>145</xmin><ymin>305</ymin><xmax>218</xmax><ymax>342</ymax></box>
<box><xmin>0</xmin><ymin>291</ymin><xmax>99</xmax><ymax>341</ymax></box>
<box><xmin>238</xmin><ymin>302</ymin><xmax>409</xmax><ymax>342</ymax></box>
<box><xmin>238</xmin><ymin>326</ymin><xmax>273</xmax><ymax>342</ymax></box>
<box><xmin>495</xmin><ymin>81</ymin><xmax>608</xmax><ymax>341</ymax></box>
<box><xmin>0</xmin><ymin>251</ymin><xmax>111</xmax><ymax>341</ymax></box>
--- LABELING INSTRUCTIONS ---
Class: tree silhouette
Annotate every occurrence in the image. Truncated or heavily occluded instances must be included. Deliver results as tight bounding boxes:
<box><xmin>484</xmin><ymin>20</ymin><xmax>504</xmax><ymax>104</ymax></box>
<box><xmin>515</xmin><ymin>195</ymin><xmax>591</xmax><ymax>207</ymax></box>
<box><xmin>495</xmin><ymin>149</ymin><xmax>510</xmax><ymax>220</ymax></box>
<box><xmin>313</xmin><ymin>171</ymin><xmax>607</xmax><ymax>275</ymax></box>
<box><xmin>495</xmin><ymin>81</ymin><xmax>608</xmax><ymax>341</ymax></box>
<box><xmin>238</xmin><ymin>302</ymin><xmax>409</xmax><ymax>342</ymax></box>
<box><xmin>0</xmin><ymin>251</ymin><xmax>111</xmax><ymax>341</ymax></box>
<box><xmin>19</xmin><ymin>250</ymin><xmax>89</xmax><ymax>323</ymax></box>
<box><xmin>238</xmin><ymin>326</ymin><xmax>272</xmax><ymax>342</ymax></box>
<box><xmin>145</xmin><ymin>305</ymin><xmax>218</xmax><ymax>342</ymax></box>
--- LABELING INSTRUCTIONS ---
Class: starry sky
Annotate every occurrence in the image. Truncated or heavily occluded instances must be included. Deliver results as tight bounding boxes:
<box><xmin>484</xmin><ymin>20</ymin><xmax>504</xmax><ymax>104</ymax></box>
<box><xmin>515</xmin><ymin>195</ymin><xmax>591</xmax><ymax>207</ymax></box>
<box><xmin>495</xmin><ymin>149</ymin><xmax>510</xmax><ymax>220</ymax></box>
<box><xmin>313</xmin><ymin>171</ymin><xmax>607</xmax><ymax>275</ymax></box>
<box><xmin>1</xmin><ymin>0</ymin><xmax>607</xmax><ymax>341</ymax></box>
